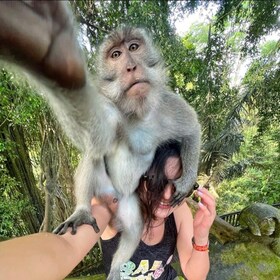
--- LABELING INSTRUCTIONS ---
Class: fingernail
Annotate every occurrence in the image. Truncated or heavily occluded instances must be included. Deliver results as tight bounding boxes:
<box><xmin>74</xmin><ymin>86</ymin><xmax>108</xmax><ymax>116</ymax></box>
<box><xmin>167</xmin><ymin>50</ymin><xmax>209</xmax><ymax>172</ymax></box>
<box><xmin>198</xmin><ymin>202</ymin><xmax>204</xmax><ymax>208</ymax></box>
<box><xmin>197</xmin><ymin>190</ymin><xmax>203</xmax><ymax>197</ymax></box>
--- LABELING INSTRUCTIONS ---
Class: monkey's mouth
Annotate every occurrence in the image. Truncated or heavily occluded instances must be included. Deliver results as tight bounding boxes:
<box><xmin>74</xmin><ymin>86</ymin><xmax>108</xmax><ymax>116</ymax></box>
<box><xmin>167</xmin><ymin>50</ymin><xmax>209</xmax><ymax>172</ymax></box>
<box><xmin>125</xmin><ymin>80</ymin><xmax>150</xmax><ymax>97</ymax></box>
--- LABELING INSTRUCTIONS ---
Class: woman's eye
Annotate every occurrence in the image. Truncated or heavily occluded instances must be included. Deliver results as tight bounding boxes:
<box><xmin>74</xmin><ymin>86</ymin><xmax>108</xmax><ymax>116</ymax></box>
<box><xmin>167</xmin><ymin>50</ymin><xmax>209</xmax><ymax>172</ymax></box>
<box><xmin>129</xmin><ymin>43</ymin><xmax>139</xmax><ymax>52</ymax></box>
<box><xmin>111</xmin><ymin>51</ymin><xmax>121</xmax><ymax>59</ymax></box>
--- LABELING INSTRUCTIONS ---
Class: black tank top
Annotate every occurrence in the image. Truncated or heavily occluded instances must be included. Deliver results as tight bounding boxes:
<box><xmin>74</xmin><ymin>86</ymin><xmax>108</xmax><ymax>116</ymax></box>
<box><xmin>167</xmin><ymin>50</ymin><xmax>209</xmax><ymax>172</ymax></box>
<box><xmin>101</xmin><ymin>213</ymin><xmax>178</xmax><ymax>279</ymax></box>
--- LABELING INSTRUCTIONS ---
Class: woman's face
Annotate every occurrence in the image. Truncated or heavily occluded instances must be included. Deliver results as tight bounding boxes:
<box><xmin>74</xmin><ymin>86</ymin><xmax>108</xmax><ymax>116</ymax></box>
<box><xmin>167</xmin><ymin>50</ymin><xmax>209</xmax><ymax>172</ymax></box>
<box><xmin>154</xmin><ymin>156</ymin><xmax>182</xmax><ymax>220</ymax></box>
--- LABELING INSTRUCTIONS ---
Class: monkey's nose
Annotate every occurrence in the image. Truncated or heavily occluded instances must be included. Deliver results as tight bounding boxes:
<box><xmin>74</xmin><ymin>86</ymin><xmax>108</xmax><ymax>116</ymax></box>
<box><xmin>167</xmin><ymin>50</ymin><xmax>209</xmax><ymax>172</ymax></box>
<box><xmin>127</xmin><ymin>63</ymin><xmax>137</xmax><ymax>72</ymax></box>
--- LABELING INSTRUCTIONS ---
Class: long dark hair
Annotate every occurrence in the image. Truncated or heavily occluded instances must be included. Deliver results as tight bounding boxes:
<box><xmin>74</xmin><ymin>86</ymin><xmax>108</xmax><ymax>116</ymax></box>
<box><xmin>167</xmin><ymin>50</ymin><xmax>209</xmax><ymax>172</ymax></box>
<box><xmin>135</xmin><ymin>140</ymin><xmax>181</xmax><ymax>229</ymax></box>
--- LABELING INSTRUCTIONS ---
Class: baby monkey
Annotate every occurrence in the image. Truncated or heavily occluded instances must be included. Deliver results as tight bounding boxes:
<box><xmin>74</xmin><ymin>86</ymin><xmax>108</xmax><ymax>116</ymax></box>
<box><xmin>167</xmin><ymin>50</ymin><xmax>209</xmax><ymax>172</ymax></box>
<box><xmin>0</xmin><ymin>2</ymin><xmax>201</xmax><ymax>279</ymax></box>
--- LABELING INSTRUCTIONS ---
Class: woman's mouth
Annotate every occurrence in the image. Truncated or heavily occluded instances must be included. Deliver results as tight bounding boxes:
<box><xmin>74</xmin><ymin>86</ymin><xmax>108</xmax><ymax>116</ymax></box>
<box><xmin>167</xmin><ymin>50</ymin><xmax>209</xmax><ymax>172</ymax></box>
<box><xmin>159</xmin><ymin>201</ymin><xmax>171</xmax><ymax>209</ymax></box>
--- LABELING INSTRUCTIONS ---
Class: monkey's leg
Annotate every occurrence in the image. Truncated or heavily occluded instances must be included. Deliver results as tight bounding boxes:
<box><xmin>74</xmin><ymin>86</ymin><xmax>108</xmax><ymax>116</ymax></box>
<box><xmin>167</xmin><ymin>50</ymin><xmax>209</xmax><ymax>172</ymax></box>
<box><xmin>107</xmin><ymin>194</ymin><xmax>143</xmax><ymax>280</ymax></box>
<box><xmin>54</xmin><ymin>155</ymin><xmax>115</xmax><ymax>235</ymax></box>
<box><xmin>172</xmin><ymin>133</ymin><xmax>201</xmax><ymax>206</ymax></box>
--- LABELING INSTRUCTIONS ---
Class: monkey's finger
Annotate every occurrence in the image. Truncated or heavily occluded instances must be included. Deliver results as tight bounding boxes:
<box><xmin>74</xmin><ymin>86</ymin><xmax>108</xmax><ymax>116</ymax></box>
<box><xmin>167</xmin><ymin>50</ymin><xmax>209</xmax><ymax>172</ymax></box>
<box><xmin>82</xmin><ymin>215</ymin><xmax>100</xmax><ymax>233</ymax></box>
<box><xmin>171</xmin><ymin>193</ymin><xmax>181</xmax><ymax>207</ymax></box>
<box><xmin>53</xmin><ymin>222</ymin><xmax>70</xmax><ymax>235</ymax></box>
<box><xmin>52</xmin><ymin>225</ymin><xmax>62</xmax><ymax>235</ymax></box>
<box><xmin>92</xmin><ymin>225</ymin><xmax>100</xmax><ymax>233</ymax></box>
<box><xmin>53</xmin><ymin>223</ymin><xmax>65</xmax><ymax>235</ymax></box>
<box><xmin>71</xmin><ymin>223</ymin><xmax>77</xmax><ymax>235</ymax></box>
<box><xmin>0</xmin><ymin>1</ymin><xmax>85</xmax><ymax>89</ymax></box>
<box><xmin>90</xmin><ymin>220</ymin><xmax>100</xmax><ymax>233</ymax></box>
<box><xmin>0</xmin><ymin>1</ymin><xmax>51</xmax><ymax>62</ymax></box>
<box><xmin>171</xmin><ymin>192</ymin><xmax>188</xmax><ymax>207</ymax></box>
<box><xmin>60</xmin><ymin>222</ymin><xmax>73</xmax><ymax>235</ymax></box>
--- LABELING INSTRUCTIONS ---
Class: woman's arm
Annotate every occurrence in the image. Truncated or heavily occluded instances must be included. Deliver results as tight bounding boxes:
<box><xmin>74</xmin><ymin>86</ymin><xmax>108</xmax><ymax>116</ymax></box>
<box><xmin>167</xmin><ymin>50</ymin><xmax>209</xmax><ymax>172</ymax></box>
<box><xmin>0</xmin><ymin>204</ymin><xmax>111</xmax><ymax>280</ymax></box>
<box><xmin>174</xmin><ymin>187</ymin><xmax>216</xmax><ymax>280</ymax></box>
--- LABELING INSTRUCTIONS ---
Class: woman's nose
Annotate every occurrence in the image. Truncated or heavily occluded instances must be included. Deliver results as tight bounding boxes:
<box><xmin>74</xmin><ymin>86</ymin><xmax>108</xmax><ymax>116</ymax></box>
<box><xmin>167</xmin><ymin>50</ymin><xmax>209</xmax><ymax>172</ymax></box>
<box><xmin>163</xmin><ymin>184</ymin><xmax>173</xmax><ymax>200</ymax></box>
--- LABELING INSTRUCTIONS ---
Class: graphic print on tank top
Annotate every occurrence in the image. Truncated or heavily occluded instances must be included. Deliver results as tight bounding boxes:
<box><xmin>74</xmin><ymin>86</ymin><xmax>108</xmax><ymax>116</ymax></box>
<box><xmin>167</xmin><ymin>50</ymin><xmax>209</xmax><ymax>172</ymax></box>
<box><xmin>101</xmin><ymin>213</ymin><xmax>178</xmax><ymax>279</ymax></box>
<box><xmin>120</xmin><ymin>254</ymin><xmax>174</xmax><ymax>279</ymax></box>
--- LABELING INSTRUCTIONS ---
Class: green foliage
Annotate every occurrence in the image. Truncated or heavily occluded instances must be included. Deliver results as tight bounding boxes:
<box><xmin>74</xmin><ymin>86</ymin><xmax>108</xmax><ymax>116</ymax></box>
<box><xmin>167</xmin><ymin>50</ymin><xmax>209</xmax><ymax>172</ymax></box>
<box><xmin>242</xmin><ymin>40</ymin><xmax>280</xmax><ymax>131</ymax></box>
<box><xmin>214</xmin><ymin>0</ymin><xmax>280</xmax><ymax>54</ymax></box>
<box><xmin>0</xmin><ymin>69</ymin><xmax>47</xmax><ymax>235</ymax></box>
<box><xmin>176</xmin><ymin>1</ymin><xmax>279</xmax><ymax>202</ymax></box>
<box><xmin>0</xmin><ymin>70</ymin><xmax>46</xmax><ymax>129</ymax></box>
<box><xmin>260</xmin><ymin>40</ymin><xmax>279</xmax><ymax>57</ymax></box>
<box><xmin>0</xmin><ymin>170</ymin><xmax>34</xmax><ymax>237</ymax></box>
<box><xmin>217</xmin><ymin>125</ymin><xmax>280</xmax><ymax>214</ymax></box>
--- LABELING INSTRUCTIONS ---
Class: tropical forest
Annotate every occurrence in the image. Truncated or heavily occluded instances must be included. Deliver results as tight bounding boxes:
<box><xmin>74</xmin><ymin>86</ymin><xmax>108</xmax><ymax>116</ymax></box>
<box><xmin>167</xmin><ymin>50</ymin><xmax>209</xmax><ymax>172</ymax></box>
<box><xmin>0</xmin><ymin>1</ymin><xmax>279</xmax><ymax>279</ymax></box>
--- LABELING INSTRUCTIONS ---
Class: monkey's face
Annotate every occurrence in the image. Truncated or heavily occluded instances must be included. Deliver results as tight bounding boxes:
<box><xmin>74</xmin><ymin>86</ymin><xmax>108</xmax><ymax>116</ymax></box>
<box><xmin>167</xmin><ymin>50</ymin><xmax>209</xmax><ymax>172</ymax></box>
<box><xmin>107</xmin><ymin>38</ymin><xmax>151</xmax><ymax>98</ymax></box>
<box><xmin>97</xmin><ymin>27</ymin><xmax>166</xmax><ymax>117</ymax></box>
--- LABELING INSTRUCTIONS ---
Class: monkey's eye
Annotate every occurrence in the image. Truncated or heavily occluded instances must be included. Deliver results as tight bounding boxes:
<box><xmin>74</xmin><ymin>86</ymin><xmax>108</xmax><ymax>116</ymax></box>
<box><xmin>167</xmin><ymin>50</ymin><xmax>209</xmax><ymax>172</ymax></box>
<box><xmin>111</xmin><ymin>51</ymin><xmax>121</xmax><ymax>59</ymax></box>
<box><xmin>129</xmin><ymin>43</ymin><xmax>139</xmax><ymax>52</ymax></box>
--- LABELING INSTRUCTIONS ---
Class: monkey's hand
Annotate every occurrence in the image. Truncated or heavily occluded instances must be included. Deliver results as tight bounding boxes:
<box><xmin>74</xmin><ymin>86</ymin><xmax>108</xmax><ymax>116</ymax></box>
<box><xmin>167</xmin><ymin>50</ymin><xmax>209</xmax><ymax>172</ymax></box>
<box><xmin>171</xmin><ymin>179</ymin><xmax>196</xmax><ymax>207</ymax></box>
<box><xmin>0</xmin><ymin>1</ymin><xmax>85</xmax><ymax>89</ymax></box>
<box><xmin>53</xmin><ymin>207</ymin><xmax>100</xmax><ymax>235</ymax></box>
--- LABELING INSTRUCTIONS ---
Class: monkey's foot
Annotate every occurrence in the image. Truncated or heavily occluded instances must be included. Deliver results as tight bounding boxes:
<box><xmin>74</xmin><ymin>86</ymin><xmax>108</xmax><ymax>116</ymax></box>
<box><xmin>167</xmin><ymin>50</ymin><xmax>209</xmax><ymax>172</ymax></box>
<box><xmin>53</xmin><ymin>208</ymin><xmax>100</xmax><ymax>235</ymax></box>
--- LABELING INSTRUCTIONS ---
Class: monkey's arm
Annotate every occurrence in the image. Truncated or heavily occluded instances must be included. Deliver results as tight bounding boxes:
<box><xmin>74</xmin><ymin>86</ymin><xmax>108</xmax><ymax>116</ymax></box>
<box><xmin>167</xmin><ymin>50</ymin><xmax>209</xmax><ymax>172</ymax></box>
<box><xmin>160</xmin><ymin>92</ymin><xmax>201</xmax><ymax>205</ymax></box>
<box><xmin>0</xmin><ymin>204</ymin><xmax>111</xmax><ymax>280</ymax></box>
<box><xmin>0</xmin><ymin>1</ymin><xmax>85</xmax><ymax>89</ymax></box>
<box><xmin>0</xmin><ymin>1</ymin><xmax>118</xmax><ymax>235</ymax></box>
<box><xmin>0</xmin><ymin>1</ymin><xmax>118</xmax><ymax>153</ymax></box>
<box><xmin>173</xmin><ymin>124</ymin><xmax>201</xmax><ymax>205</ymax></box>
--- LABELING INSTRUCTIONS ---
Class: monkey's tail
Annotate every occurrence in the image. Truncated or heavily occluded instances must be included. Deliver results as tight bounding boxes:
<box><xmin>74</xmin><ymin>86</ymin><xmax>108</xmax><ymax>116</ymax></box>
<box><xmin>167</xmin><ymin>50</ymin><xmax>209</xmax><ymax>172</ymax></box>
<box><xmin>108</xmin><ymin>194</ymin><xmax>143</xmax><ymax>279</ymax></box>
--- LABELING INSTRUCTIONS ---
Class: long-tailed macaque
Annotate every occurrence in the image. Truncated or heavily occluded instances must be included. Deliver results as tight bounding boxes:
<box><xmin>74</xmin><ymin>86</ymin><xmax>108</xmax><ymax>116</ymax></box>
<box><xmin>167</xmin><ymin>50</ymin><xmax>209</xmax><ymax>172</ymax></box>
<box><xmin>0</xmin><ymin>1</ymin><xmax>201</xmax><ymax>279</ymax></box>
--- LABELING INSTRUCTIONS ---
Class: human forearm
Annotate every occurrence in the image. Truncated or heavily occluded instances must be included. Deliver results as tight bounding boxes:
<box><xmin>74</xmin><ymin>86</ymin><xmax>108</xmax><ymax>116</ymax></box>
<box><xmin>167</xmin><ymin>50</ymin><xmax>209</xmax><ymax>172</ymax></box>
<box><xmin>0</xmin><ymin>204</ymin><xmax>111</xmax><ymax>280</ymax></box>
<box><xmin>177</xmin><ymin>188</ymin><xmax>215</xmax><ymax>280</ymax></box>
<box><xmin>184</xmin><ymin>248</ymin><xmax>210</xmax><ymax>280</ymax></box>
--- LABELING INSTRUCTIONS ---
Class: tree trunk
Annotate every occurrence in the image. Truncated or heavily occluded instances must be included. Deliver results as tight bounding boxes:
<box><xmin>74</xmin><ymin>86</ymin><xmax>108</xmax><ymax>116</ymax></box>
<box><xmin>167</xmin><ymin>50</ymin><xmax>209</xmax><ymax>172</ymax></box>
<box><xmin>39</xmin><ymin>115</ymin><xmax>76</xmax><ymax>232</ymax></box>
<box><xmin>39</xmin><ymin>120</ymin><xmax>60</xmax><ymax>232</ymax></box>
<box><xmin>1</xmin><ymin>122</ymin><xmax>44</xmax><ymax>233</ymax></box>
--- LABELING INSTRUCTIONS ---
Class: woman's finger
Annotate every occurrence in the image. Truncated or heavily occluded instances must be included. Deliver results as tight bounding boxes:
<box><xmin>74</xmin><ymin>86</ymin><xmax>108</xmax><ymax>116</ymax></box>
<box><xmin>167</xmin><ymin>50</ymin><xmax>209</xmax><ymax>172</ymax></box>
<box><xmin>196</xmin><ymin>189</ymin><xmax>216</xmax><ymax>213</ymax></box>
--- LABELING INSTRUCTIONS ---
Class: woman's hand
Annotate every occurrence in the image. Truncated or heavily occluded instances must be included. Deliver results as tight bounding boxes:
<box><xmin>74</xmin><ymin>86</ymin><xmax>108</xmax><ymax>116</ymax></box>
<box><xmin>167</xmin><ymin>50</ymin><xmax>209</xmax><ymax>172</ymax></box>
<box><xmin>192</xmin><ymin>187</ymin><xmax>216</xmax><ymax>245</ymax></box>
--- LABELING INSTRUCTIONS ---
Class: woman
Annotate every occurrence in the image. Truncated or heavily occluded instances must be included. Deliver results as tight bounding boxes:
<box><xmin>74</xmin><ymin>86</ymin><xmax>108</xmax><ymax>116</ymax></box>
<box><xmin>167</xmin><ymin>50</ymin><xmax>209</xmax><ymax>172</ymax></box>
<box><xmin>100</xmin><ymin>140</ymin><xmax>215</xmax><ymax>279</ymax></box>
<box><xmin>0</xmin><ymin>141</ymin><xmax>216</xmax><ymax>280</ymax></box>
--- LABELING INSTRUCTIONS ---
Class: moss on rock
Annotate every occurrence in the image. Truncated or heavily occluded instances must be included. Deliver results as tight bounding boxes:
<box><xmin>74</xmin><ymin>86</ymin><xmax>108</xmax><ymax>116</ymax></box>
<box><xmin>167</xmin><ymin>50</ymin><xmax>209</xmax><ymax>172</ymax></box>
<box><xmin>208</xmin><ymin>239</ymin><xmax>280</xmax><ymax>280</ymax></box>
